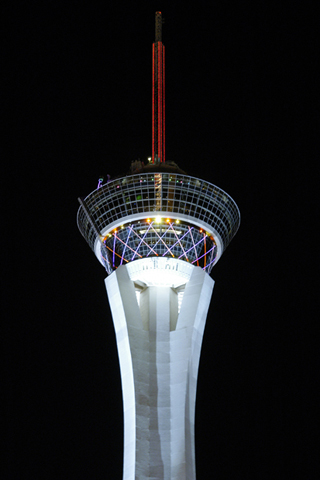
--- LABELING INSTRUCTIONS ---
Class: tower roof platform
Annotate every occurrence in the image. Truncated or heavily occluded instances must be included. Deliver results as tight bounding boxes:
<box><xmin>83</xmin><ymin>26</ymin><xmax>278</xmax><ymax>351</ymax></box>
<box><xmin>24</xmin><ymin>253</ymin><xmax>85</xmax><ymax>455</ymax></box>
<box><xmin>77</xmin><ymin>170</ymin><xmax>240</xmax><ymax>275</ymax></box>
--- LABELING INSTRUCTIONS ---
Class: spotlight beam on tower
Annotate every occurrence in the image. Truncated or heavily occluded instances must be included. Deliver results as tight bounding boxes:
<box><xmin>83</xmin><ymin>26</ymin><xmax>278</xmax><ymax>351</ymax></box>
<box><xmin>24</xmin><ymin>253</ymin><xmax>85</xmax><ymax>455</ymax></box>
<box><xmin>152</xmin><ymin>11</ymin><xmax>165</xmax><ymax>164</ymax></box>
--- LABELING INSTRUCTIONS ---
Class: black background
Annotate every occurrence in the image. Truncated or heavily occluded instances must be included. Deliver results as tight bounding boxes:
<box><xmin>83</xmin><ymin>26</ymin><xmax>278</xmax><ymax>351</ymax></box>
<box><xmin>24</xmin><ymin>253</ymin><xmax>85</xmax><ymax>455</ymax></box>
<box><xmin>4</xmin><ymin>2</ymin><xmax>318</xmax><ymax>479</ymax></box>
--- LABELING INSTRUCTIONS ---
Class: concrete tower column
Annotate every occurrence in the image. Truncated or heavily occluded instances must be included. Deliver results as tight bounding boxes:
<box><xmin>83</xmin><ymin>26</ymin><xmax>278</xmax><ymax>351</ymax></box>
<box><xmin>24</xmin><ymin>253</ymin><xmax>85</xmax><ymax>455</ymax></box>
<box><xmin>105</xmin><ymin>261</ymin><xmax>214</xmax><ymax>480</ymax></box>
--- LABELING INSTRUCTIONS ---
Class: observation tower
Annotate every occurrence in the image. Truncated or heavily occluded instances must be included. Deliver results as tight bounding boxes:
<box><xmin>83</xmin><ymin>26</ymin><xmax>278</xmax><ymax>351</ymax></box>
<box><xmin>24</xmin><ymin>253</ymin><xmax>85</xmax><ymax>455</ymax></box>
<box><xmin>77</xmin><ymin>12</ymin><xmax>240</xmax><ymax>480</ymax></box>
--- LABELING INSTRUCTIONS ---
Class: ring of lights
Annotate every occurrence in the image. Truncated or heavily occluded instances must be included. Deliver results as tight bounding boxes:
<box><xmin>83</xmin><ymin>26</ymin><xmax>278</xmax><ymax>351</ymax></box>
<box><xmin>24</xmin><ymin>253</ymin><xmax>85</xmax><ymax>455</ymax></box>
<box><xmin>96</xmin><ymin>215</ymin><xmax>220</xmax><ymax>274</ymax></box>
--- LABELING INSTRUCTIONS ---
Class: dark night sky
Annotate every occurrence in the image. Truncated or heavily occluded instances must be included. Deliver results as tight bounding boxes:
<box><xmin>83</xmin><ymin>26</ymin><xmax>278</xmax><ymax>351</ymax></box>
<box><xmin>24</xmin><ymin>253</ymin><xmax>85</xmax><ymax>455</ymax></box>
<box><xmin>4</xmin><ymin>2</ymin><xmax>318</xmax><ymax>479</ymax></box>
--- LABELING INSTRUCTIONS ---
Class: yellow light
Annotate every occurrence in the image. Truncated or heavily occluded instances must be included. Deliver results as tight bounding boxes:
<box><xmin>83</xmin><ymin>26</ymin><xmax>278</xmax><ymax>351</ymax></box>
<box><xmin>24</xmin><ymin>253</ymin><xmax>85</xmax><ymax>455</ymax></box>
<box><xmin>166</xmin><ymin>218</ymin><xmax>170</xmax><ymax>223</ymax></box>
<box><xmin>176</xmin><ymin>219</ymin><xmax>180</xmax><ymax>224</ymax></box>
<box><xmin>155</xmin><ymin>216</ymin><xmax>161</xmax><ymax>224</ymax></box>
<box><xmin>147</xmin><ymin>218</ymin><xmax>151</xmax><ymax>223</ymax></box>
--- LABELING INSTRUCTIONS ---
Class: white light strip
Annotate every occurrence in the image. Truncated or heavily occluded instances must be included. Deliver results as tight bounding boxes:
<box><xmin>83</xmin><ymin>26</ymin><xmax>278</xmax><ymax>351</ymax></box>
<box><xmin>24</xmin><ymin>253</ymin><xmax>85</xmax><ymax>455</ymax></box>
<box><xmin>139</xmin><ymin>229</ymin><xmax>182</xmax><ymax>234</ymax></box>
<box><xmin>192</xmin><ymin>245</ymin><xmax>215</xmax><ymax>264</ymax></box>
<box><xmin>130</xmin><ymin>223</ymin><xmax>156</xmax><ymax>260</ymax></box>
<box><xmin>120</xmin><ymin>227</ymin><xmax>132</xmax><ymax>266</ymax></box>
<box><xmin>179</xmin><ymin>230</ymin><xmax>205</xmax><ymax>259</ymax></box>
<box><xmin>146</xmin><ymin>224</ymin><xmax>172</xmax><ymax>256</ymax></box>
<box><xmin>188</xmin><ymin>226</ymin><xmax>199</xmax><ymax>265</ymax></box>
<box><xmin>162</xmin><ymin>225</ymin><xmax>191</xmax><ymax>257</ymax></box>
<box><xmin>168</xmin><ymin>223</ymin><xmax>188</xmax><ymax>260</ymax></box>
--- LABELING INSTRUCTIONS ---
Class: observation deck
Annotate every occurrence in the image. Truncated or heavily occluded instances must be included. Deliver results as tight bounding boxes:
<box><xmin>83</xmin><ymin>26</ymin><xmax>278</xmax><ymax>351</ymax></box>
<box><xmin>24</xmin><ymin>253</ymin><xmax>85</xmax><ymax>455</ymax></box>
<box><xmin>77</xmin><ymin>170</ymin><xmax>240</xmax><ymax>276</ymax></box>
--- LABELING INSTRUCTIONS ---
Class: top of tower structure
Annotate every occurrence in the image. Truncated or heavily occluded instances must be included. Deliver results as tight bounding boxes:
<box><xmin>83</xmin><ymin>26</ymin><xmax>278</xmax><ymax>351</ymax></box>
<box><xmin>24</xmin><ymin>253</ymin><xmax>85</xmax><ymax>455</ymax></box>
<box><xmin>77</xmin><ymin>12</ymin><xmax>240</xmax><ymax>278</ymax></box>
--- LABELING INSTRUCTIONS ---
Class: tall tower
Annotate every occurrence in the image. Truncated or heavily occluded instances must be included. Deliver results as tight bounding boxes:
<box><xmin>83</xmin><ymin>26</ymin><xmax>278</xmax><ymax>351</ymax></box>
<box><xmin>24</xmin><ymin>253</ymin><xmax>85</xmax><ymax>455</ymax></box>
<box><xmin>77</xmin><ymin>11</ymin><xmax>240</xmax><ymax>480</ymax></box>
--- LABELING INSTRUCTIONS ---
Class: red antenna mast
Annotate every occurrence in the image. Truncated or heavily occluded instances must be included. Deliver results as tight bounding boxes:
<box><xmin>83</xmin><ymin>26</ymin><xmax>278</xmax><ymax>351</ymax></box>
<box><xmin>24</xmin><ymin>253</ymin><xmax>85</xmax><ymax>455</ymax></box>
<box><xmin>152</xmin><ymin>11</ymin><xmax>165</xmax><ymax>164</ymax></box>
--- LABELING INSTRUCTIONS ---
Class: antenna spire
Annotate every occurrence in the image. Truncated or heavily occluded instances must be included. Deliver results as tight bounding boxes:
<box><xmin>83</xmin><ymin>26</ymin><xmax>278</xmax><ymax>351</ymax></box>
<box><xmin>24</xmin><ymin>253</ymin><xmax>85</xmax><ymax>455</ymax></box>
<box><xmin>152</xmin><ymin>11</ymin><xmax>165</xmax><ymax>164</ymax></box>
<box><xmin>155</xmin><ymin>10</ymin><xmax>162</xmax><ymax>42</ymax></box>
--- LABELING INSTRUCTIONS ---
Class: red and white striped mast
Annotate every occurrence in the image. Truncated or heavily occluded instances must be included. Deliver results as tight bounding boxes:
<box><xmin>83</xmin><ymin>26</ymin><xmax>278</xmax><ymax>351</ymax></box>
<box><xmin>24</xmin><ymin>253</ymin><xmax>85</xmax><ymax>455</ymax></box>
<box><xmin>152</xmin><ymin>11</ymin><xmax>165</xmax><ymax>164</ymax></box>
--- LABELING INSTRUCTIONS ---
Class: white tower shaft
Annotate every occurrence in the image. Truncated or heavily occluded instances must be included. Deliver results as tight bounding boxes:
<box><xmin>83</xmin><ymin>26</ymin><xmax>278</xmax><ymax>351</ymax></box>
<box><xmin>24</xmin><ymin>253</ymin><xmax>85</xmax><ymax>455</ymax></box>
<box><xmin>105</xmin><ymin>262</ymin><xmax>214</xmax><ymax>480</ymax></box>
